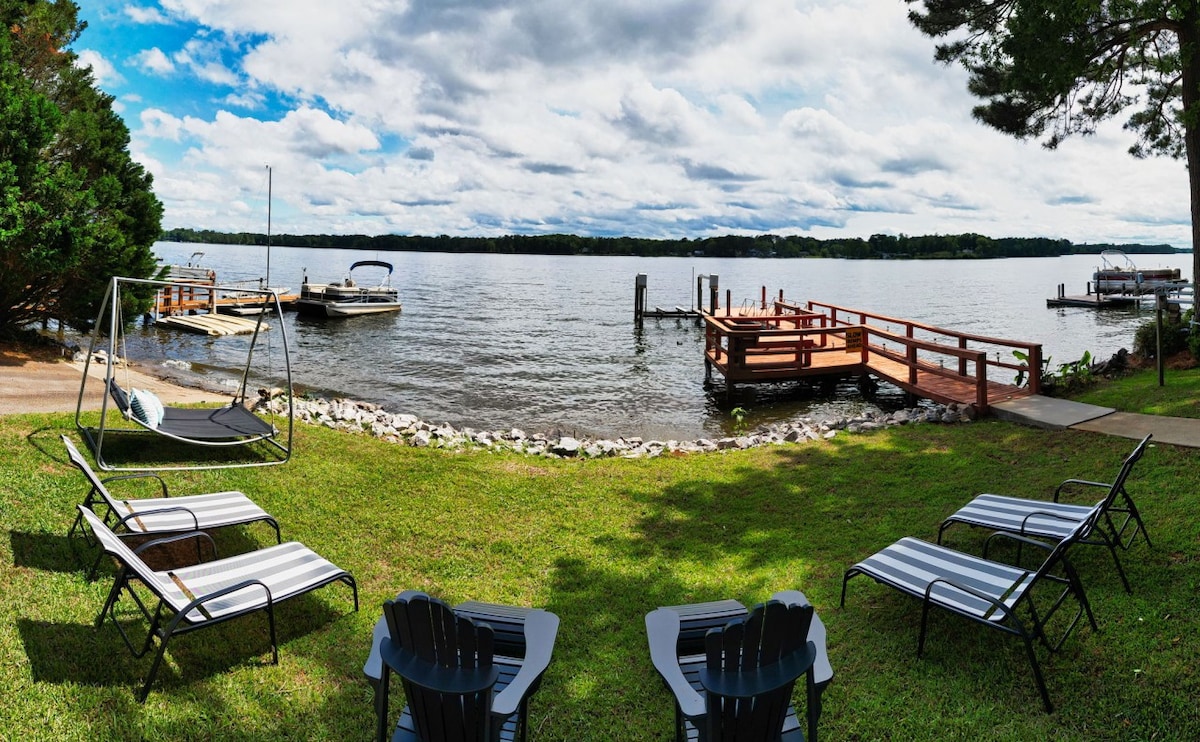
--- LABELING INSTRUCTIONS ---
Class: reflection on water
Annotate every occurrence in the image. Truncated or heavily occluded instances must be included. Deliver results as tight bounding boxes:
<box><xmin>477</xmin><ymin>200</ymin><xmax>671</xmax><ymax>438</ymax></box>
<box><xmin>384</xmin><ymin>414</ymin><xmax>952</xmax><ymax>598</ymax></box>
<box><xmin>120</xmin><ymin>243</ymin><xmax>1188</xmax><ymax>440</ymax></box>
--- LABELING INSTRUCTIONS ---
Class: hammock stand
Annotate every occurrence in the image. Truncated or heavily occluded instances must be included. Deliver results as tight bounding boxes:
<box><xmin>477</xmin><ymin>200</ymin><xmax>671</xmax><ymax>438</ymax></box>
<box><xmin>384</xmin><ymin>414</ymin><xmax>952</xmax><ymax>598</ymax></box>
<box><xmin>75</xmin><ymin>276</ymin><xmax>294</xmax><ymax>471</ymax></box>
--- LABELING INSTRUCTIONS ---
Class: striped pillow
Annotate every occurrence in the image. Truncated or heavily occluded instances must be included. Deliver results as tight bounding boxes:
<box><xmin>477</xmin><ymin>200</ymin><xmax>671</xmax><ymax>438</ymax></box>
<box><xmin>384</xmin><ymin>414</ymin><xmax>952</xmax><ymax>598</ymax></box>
<box><xmin>129</xmin><ymin>388</ymin><xmax>165</xmax><ymax>429</ymax></box>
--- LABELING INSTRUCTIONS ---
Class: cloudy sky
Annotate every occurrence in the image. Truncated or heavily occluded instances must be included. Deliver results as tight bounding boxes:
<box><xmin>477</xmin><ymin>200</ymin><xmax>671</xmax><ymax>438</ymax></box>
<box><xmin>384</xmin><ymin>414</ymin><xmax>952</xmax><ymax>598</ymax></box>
<box><xmin>73</xmin><ymin>0</ymin><xmax>1190</xmax><ymax>245</ymax></box>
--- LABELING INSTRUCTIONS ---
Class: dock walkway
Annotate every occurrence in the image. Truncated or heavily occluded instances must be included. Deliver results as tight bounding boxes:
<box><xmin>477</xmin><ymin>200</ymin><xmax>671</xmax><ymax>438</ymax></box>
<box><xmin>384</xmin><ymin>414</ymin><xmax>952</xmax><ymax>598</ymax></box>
<box><xmin>703</xmin><ymin>297</ymin><xmax>1041</xmax><ymax>412</ymax></box>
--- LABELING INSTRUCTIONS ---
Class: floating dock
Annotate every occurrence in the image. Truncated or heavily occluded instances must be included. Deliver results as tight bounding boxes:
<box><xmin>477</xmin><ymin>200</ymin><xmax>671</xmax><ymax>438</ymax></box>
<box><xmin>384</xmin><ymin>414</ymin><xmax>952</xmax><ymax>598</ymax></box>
<box><xmin>701</xmin><ymin>291</ymin><xmax>1042</xmax><ymax>413</ymax></box>
<box><xmin>155</xmin><ymin>313</ymin><xmax>267</xmax><ymax>336</ymax></box>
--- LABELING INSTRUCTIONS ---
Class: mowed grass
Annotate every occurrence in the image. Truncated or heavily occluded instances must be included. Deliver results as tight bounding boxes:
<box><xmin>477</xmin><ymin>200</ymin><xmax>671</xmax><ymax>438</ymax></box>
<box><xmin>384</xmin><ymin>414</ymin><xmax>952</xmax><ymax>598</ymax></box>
<box><xmin>0</xmin><ymin>406</ymin><xmax>1198</xmax><ymax>740</ymax></box>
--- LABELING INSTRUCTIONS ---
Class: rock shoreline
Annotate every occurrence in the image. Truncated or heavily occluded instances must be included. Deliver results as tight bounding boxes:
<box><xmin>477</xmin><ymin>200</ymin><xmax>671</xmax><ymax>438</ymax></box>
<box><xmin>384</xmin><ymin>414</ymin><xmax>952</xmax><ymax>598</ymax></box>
<box><xmin>259</xmin><ymin>393</ymin><xmax>975</xmax><ymax>459</ymax></box>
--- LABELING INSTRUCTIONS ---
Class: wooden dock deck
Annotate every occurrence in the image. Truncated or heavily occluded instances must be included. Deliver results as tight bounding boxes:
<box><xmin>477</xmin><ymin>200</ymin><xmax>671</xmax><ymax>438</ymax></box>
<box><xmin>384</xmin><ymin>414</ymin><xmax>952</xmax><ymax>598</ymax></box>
<box><xmin>703</xmin><ymin>298</ymin><xmax>1042</xmax><ymax>413</ymax></box>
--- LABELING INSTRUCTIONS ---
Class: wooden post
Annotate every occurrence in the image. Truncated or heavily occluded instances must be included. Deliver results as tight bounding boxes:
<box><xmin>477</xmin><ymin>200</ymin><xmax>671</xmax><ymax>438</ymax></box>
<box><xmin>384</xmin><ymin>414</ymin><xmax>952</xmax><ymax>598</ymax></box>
<box><xmin>634</xmin><ymin>273</ymin><xmax>647</xmax><ymax>328</ymax></box>
<box><xmin>1028</xmin><ymin>344</ymin><xmax>1042</xmax><ymax>395</ymax></box>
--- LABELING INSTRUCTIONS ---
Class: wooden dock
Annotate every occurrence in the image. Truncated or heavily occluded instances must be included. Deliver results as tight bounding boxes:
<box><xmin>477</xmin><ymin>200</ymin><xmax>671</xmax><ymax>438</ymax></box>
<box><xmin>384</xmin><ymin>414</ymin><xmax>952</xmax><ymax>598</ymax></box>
<box><xmin>703</xmin><ymin>296</ymin><xmax>1042</xmax><ymax>413</ymax></box>
<box><xmin>155</xmin><ymin>313</ymin><xmax>267</xmax><ymax>336</ymax></box>
<box><xmin>153</xmin><ymin>281</ymin><xmax>298</xmax><ymax>318</ymax></box>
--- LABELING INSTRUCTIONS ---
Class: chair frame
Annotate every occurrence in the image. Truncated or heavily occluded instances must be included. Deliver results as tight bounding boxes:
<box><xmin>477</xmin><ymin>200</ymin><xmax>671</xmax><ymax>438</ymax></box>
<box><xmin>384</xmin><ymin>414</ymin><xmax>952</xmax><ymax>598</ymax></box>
<box><xmin>62</xmin><ymin>435</ymin><xmax>280</xmax><ymax>577</ymax></box>
<box><xmin>841</xmin><ymin>516</ymin><xmax>1099</xmax><ymax>713</ymax></box>
<box><xmin>937</xmin><ymin>434</ymin><xmax>1152</xmax><ymax>593</ymax></box>
<box><xmin>75</xmin><ymin>275</ymin><xmax>294</xmax><ymax>471</ymax></box>
<box><xmin>364</xmin><ymin>590</ymin><xmax>559</xmax><ymax>742</ymax></box>
<box><xmin>646</xmin><ymin>590</ymin><xmax>834</xmax><ymax>742</ymax></box>
<box><xmin>77</xmin><ymin>505</ymin><xmax>358</xmax><ymax>701</ymax></box>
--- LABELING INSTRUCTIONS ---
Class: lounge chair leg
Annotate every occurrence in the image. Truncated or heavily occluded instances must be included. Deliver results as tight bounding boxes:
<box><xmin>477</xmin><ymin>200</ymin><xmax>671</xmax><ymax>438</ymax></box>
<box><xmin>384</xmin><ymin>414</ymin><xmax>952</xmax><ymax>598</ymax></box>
<box><xmin>266</xmin><ymin>604</ymin><xmax>279</xmax><ymax>664</ymax></box>
<box><xmin>1022</xmin><ymin>636</ymin><xmax>1053</xmax><ymax>713</ymax></box>
<box><xmin>139</xmin><ymin>633</ymin><xmax>172</xmax><ymax>703</ymax></box>
<box><xmin>839</xmin><ymin>573</ymin><xmax>852</xmax><ymax>608</ymax></box>
<box><xmin>917</xmin><ymin>600</ymin><xmax>932</xmax><ymax>657</ymax></box>
<box><xmin>95</xmin><ymin>569</ymin><xmax>129</xmax><ymax>628</ymax></box>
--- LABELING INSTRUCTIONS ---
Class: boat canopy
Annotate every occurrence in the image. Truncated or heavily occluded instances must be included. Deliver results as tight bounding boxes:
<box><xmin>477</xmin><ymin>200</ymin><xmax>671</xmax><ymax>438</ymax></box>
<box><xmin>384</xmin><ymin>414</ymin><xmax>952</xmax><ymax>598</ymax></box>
<box><xmin>350</xmin><ymin>260</ymin><xmax>393</xmax><ymax>274</ymax></box>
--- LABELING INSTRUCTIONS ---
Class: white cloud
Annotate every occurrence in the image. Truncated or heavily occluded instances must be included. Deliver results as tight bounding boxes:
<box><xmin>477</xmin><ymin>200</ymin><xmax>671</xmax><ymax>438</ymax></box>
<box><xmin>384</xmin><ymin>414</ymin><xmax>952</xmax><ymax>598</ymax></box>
<box><xmin>75</xmin><ymin>49</ymin><xmax>122</xmax><ymax>86</ymax></box>
<box><xmin>125</xmin><ymin>5</ymin><xmax>171</xmax><ymax>24</ymax></box>
<box><xmin>132</xmin><ymin>47</ymin><xmax>175</xmax><ymax>75</ymax></box>
<box><xmin>85</xmin><ymin>0</ymin><xmax>1192</xmax><ymax>244</ymax></box>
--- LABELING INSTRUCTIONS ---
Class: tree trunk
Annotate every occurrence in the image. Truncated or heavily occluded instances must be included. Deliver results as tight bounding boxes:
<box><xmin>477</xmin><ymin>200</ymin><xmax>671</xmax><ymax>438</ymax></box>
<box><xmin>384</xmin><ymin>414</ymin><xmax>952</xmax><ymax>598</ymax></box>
<box><xmin>1182</xmin><ymin>10</ymin><xmax>1200</xmax><ymax>285</ymax></box>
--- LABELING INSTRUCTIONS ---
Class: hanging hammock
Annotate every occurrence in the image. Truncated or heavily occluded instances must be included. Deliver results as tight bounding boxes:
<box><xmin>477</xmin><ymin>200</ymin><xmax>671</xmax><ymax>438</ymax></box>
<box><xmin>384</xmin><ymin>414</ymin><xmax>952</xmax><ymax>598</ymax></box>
<box><xmin>75</xmin><ymin>276</ymin><xmax>294</xmax><ymax>471</ymax></box>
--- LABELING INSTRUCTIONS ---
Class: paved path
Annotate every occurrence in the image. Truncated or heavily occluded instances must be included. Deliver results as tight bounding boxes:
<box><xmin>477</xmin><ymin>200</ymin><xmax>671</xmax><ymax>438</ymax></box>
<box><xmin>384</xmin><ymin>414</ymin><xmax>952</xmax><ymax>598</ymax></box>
<box><xmin>0</xmin><ymin>356</ymin><xmax>221</xmax><ymax>416</ymax></box>
<box><xmin>992</xmin><ymin>395</ymin><xmax>1200</xmax><ymax>448</ymax></box>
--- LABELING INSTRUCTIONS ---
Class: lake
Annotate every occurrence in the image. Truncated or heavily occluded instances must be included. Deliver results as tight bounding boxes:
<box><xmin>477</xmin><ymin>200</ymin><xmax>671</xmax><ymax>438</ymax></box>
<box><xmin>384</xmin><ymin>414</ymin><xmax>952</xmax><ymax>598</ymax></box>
<box><xmin>128</xmin><ymin>242</ymin><xmax>1189</xmax><ymax>440</ymax></box>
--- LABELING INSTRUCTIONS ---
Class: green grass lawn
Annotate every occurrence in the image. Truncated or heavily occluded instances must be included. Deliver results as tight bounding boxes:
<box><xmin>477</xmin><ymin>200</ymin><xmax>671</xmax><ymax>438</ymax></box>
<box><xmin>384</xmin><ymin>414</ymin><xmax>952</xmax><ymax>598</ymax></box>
<box><xmin>1</xmin><ymin>405</ymin><xmax>1198</xmax><ymax>740</ymax></box>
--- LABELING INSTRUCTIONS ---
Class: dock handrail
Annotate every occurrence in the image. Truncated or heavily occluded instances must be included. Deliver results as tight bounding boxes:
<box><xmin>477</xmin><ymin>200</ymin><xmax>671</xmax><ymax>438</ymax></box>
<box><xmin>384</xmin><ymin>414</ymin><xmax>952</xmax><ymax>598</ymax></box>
<box><xmin>802</xmin><ymin>300</ymin><xmax>1042</xmax><ymax>395</ymax></box>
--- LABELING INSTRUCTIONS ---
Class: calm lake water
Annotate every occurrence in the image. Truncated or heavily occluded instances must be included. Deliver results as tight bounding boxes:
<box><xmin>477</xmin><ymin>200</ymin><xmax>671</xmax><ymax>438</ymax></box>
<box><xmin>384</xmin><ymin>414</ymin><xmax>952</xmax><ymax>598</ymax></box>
<box><xmin>127</xmin><ymin>242</ymin><xmax>1190</xmax><ymax>440</ymax></box>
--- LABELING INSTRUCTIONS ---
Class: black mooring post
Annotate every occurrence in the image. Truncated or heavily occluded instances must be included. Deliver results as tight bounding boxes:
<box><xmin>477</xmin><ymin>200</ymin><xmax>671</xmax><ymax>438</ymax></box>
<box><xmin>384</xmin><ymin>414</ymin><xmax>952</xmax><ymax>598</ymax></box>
<box><xmin>635</xmin><ymin>273</ymin><xmax>647</xmax><ymax>328</ymax></box>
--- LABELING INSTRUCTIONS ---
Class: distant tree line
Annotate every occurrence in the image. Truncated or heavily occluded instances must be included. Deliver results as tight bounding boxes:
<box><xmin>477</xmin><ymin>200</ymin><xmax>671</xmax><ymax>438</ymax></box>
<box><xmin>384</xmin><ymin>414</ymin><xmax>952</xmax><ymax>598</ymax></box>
<box><xmin>160</xmin><ymin>229</ymin><xmax>1183</xmax><ymax>260</ymax></box>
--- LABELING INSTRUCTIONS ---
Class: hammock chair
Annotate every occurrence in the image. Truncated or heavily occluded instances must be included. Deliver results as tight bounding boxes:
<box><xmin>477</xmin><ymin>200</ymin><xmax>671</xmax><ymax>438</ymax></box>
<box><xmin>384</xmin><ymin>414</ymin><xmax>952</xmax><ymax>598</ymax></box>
<box><xmin>75</xmin><ymin>276</ymin><xmax>294</xmax><ymax>471</ymax></box>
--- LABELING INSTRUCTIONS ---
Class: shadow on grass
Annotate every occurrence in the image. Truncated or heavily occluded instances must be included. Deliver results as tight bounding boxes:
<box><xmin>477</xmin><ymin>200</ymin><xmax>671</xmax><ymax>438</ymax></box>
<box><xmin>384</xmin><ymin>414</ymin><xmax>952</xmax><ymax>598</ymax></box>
<box><xmin>18</xmin><ymin>590</ymin><xmax>352</xmax><ymax>694</ymax></box>
<box><xmin>10</xmin><ymin>531</ymin><xmax>77</xmax><ymax>573</ymax></box>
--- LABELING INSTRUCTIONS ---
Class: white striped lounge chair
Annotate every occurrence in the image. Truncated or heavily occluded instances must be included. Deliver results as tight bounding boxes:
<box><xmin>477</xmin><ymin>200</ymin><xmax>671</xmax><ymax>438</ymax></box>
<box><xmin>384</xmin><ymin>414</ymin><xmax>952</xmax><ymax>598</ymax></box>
<box><xmin>77</xmin><ymin>505</ymin><xmax>358</xmax><ymax>701</ymax></box>
<box><xmin>63</xmin><ymin>435</ymin><xmax>280</xmax><ymax>567</ymax></box>
<box><xmin>937</xmin><ymin>434</ymin><xmax>1151</xmax><ymax>593</ymax></box>
<box><xmin>841</xmin><ymin>513</ymin><xmax>1099</xmax><ymax>713</ymax></box>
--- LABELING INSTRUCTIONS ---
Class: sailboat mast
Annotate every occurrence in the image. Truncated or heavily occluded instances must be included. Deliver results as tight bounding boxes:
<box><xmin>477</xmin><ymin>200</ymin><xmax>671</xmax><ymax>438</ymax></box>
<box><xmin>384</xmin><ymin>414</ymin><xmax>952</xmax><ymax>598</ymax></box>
<box><xmin>266</xmin><ymin>165</ymin><xmax>273</xmax><ymax>289</ymax></box>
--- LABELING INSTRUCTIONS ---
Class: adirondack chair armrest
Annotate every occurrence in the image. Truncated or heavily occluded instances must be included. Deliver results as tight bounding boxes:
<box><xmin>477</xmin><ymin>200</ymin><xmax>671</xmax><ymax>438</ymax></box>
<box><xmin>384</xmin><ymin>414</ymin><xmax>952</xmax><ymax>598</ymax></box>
<box><xmin>492</xmin><ymin>609</ymin><xmax>560</xmax><ymax>717</ymax></box>
<box><xmin>114</xmin><ymin>506</ymin><xmax>201</xmax><ymax>534</ymax></box>
<box><xmin>697</xmin><ymin>641</ymin><xmax>816</xmax><ymax>698</ymax></box>
<box><xmin>132</xmin><ymin>530</ymin><xmax>217</xmax><ymax>560</ymax></box>
<box><xmin>1053</xmin><ymin>478</ymin><xmax>1111</xmax><ymax>501</ymax></box>
<box><xmin>101</xmin><ymin>472</ymin><xmax>170</xmax><ymax>497</ymax></box>
<box><xmin>379</xmin><ymin>637</ymin><xmax>500</xmax><ymax>694</ymax></box>
<box><xmin>645</xmin><ymin>607</ymin><xmax>706</xmax><ymax>720</ymax></box>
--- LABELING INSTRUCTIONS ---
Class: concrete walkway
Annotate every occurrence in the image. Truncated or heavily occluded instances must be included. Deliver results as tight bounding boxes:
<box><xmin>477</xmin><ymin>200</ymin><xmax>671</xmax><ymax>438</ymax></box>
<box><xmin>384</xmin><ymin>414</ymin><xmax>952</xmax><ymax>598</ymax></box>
<box><xmin>992</xmin><ymin>395</ymin><xmax>1200</xmax><ymax>448</ymax></box>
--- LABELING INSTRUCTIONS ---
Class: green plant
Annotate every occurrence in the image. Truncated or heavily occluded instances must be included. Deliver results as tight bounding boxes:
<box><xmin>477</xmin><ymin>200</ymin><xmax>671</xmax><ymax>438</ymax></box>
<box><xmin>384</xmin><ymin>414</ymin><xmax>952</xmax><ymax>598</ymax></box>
<box><xmin>1053</xmin><ymin>350</ymin><xmax>1094</xmax><ymax>393</ymax></box>
<box><xmin>730</xmin><ymin>406</ymin><xmax>749</xmax><ymax>433</ymax></box>
<box><xmin>1012</xmin><ymin>349</ymin><xmax>1051</xmax><ymax>387</ymax></box>
<box><xmin>1133</xmin><ymin>308</ymin><xmax>1190</xmax><ymax>359</ymax></box>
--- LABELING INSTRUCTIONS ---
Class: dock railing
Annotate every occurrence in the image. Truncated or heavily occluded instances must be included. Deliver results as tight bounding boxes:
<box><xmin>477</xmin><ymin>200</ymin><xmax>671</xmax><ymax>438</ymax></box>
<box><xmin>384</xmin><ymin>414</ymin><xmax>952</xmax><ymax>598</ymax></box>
<box><xmin>802</xmin><ymin>300</ymin><xmax>1043</xmax><ymax>396</ymax></box>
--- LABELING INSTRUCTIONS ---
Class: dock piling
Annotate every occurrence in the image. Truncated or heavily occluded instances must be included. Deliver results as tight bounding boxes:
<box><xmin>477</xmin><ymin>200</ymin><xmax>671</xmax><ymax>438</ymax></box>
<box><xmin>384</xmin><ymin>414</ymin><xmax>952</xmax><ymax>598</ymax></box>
<box><xmin>634</xmin><ymin>273</ymin><xmax>647</xmax><ymax>328</ymax></box>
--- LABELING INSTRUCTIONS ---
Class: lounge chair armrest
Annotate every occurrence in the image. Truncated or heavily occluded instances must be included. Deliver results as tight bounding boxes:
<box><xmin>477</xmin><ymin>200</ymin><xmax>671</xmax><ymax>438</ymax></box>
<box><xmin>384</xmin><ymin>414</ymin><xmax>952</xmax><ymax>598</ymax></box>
<box><xmin>985</xmin><ymin>530</ymin><xmax>1055</xmax><ymax>554</ymax></box>
<box><xmin>1018</xmin><ymin>508</ymin><xmax>1084</xmax><ymax>533</ymax></box>
<box><xmin>114</xmin><ymin>506</ymin><xmax>200</xmax><ymax>534</ymax></box>
<box><xmin>102</xmin><ymin>472</ymin><xmax>170</xmax><ymax>497</ymax></box>
<box><xmin>924</xmin><ymin>576</ymin><xmax>1018</xmax><ymax>622</ymax></box>
<box><xmin>1053</xmin><ymin>479</ymin><xmax>1110</xmax><ymax>501</ymax></box>
<box><xmin>178</xmin><ymin>577</ymin><xmax>273</xmax><ymax>618</ymax></box>
<box><xmin>492</xmin><ymin>610</ymin><xmax>560</xmax><ymax>717</ymax></box>
<box><xmin>645</xmin><ymin>608</ymin><xmax>705</xmax><ymax>720</ymax></box>
<box><xmin>132</xmin><ymin>530</ymin><xmax>217</xmax><ymax>560</ymax></box>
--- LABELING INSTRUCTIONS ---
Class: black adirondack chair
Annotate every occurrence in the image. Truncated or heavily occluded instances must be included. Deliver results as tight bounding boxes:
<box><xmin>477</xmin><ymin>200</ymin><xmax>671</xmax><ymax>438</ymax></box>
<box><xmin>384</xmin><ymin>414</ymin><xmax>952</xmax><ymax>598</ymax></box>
<box><xmin>366</xmin><ymin>591</ymin><xmax>559</xmax><ymax>742</ymax></box>
<box><xmin>647</xmin><ymin>590</ymin><xmax>830</xmax><ymax>742</ymax></box>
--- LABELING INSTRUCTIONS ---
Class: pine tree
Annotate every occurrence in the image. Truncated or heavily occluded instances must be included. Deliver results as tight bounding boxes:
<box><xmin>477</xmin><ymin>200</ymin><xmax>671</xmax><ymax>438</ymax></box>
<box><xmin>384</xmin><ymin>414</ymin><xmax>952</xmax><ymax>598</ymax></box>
<box><xmin>0</xmin><ymin>0</ymin><xmax>162</xmax><ymax>335</ymax></box>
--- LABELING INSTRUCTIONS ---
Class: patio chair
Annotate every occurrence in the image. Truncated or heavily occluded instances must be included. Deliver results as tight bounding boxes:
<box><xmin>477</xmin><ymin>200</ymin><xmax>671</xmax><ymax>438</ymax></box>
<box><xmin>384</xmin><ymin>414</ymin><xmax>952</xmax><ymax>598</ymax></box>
<box><xmin>646</xmin><ymin>590</ymin><xmax>833</xmax><ymax>742</ymax></box>
<box><xmin>76</xmin><ymin>505</ymin><xmax>358</xmax><ymax>701</ymax></box>
<box><xmin>841</xmin><ymin>514</ymin><xmax>1099</xmax><ymax>712</ymax></box>
<box><xmin>937</xmin><ymin>433</ymin><xmax>1152</xmax><ymax>593</ymax></box>
<box><xmin>63</xmin><ymin>435</ymin><xmax>280</xmax><ymax>575</ymax></box>
<box><xmin>364</xmin><ymin>590</ymin><xmax>559</xmax><ymax>742</ymax></box>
